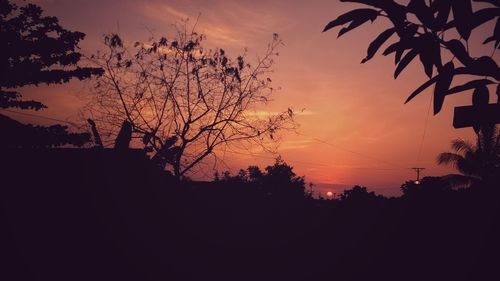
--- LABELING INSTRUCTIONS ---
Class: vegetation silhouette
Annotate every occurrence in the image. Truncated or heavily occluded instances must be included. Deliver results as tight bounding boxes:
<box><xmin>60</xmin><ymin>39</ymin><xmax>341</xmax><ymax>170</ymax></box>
<box><xmin>87</xmin><ymin>27</ymin><xmax>295</xmax><ymax>180</ymax></box>
<box><xmin>215</xmin><ymin>157</ymin><xmax>307</xmax><ymax>199</ymax></box>
<box><xmin>0</xmin><ymin>0</ymin><xmax>103</xmax><ymax>147</ymax></box>
<box><xmin>1</xmin><ymin>1</ymin><xmax>500</xmax><ymax>281</ymax></box>
<box><xmin>323</xmin><ymin>0</ymin><xmax>499</xmax><ymax>129</ymax></box>
<box><xmin>437</xmin><ymin>124</ymin><xmax>500</xmax><ymax>187</ymax></box>
<box><xmin>0</xmin><ymin>113</ymin><xmax>90</xmax><ymax>148</ymax></box>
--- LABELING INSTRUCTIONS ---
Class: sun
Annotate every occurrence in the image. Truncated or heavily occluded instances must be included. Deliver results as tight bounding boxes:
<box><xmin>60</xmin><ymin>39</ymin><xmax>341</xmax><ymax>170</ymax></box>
<box><xmin>326</xmin><ymin>191</ymin><xmax>333</xmax><ymax>197</ymax></box>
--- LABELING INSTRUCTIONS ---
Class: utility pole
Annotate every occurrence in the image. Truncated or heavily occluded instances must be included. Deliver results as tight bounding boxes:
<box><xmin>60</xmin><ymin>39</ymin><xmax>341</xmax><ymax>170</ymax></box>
<box><xmin>412</xmin><ymin>167</ymin><xmax>425</xmax><ymax>184</ymax></box>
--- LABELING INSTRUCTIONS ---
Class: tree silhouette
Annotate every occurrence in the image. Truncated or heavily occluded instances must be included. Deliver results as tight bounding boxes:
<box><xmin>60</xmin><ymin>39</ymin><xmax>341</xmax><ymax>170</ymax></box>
<box><xmin>216</xmin><ymin>158</ymin><xmax>306</xmax><ymax>197</ymax></box>
<box><xmin>437</xmin><ymin>125</ymin><xmax>500</xmax><ymax>186</ymax></box>
<box><xmin>400</xmin><ymin>177</ymin><xmax>452</xmax><ymax>196</ymax></box>
<box><xmin>0</xmin><ymin>0</ymin><xmax>103</xmax><ymax>147</ymax></box>
<box><xmin>323</xmin><ymin>0</ymin><xmax>499</xmax><ymax>121</ymax></box>
<box><xmin>88</xmin><ymin>26</ymin><xmax>295</xmax><ymax>179</ymax></box>
<box><xmin>262</xmin><ymin>157</ymin><xmax>305</xmax><ymax>196</ymax></box>
<box><xmin>339</xmin><ymin>185</ymin><xmax>379</xmax><ymax>202</ymax></box>
<box><xmin>0</xmin><ymin>0</ymin><xmax>103</xmax><ymax>110</ymax></box>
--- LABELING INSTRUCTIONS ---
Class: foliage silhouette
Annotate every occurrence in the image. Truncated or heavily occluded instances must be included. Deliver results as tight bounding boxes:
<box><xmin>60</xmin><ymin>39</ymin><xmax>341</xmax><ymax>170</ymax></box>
<box><xmin>217</xmin><ymin>157</ymin><xmax>306</xmax><ymax>198</ymax></box>
<box><xmin>339</xmin><ymin>185</ymin><xmax>381</xmax><ymax>202</ymax></box>
<box><xmin>324</xmin><ymin>0</ymin><xmax>500</xmax><ymax>118</ymax></box>
<box><xmin>400</xmin><ymin>176</ymin><xmax>452</xmax><ymax>197</ymax></box>
<box><xmin>88</xmin><ymin>27</ymin><xmax>295</xmax><ymax>180</ymax></box>
<box><xmin>0</xmin><ymin>114</ymin><xmax>90</xmax><ymax>148</ymax></box>
<box><xmin>0</xmin><ymin>0</ymin><xmax>103</xmax><ymax>147</ymax></box>
<box><xmin>0</xmin><ymin>0</ymin><xmax>103</xmax><ymax>110</ymax></box>
<box><xmin>437</xmin><ymin>124</ymin><xmax>500</xmax><ymax>186</ymax></box>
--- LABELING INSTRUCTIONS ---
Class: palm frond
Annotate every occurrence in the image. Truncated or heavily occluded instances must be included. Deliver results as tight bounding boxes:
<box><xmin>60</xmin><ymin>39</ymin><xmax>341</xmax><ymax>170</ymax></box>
<box><xmin>437</xmin><ymin>152</ymin><xmax>463</xmax><ymax>167</ymax></box>
<box><xmin>451</xmin><ymin>139</ymin><xmax>474</xmax><ymax>154</ymax></box>
<box><xmin>439</xmin><ymin>126</ymin><xmax>500</xmax><ymax>180</ymax></box>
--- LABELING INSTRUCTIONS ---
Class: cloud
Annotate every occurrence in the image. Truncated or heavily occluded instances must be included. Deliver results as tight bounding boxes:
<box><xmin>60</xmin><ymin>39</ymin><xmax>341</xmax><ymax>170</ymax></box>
<box><xmin>278</xmin><ymin>139</ymin><xmax>314</xmax><ymax>150</ymax></box>
<box><xmin>245</xmin><ymin>109</ymin><xmax>317</xmax><ymax>117</ymax></box>
<box><xmin>139</xmin><ymin>1</ymin><xmax>286</xmax><ymax>48</ymax></box>
<box><xmin>140</xmin><ymin>2</ymin><xmax>245</xmax><ymax>46</ymax></box>
<box><xmin>142</xmin><ymin>2</ymin><xmax>190</xmax><ymax>21</ymax></box>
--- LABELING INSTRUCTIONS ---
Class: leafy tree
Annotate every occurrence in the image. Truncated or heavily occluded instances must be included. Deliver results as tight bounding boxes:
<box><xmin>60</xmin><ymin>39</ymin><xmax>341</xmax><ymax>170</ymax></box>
<box><xmin>323</xmin><ymin>0</ymin><xmax>499</xmax><ymax>122</ymax></box>
<box><xmin>247</xmin><ymin>165</ymin><xmax>264</xmax><ymax>182</ymax></box>
<box><xmin>0</xmin><ymin>0</ymin><xmax>103</xmax><ymax>147</ymax></box>
<box><xmin>217</xmin><ymin>169</ymin><xmax>249</xmax><ymax>184</ymax></box>
<box><xmin>401</xmin><ymin>177</ymin><xmax>452</xmax><ymax>196</ymax></box>
<box><xmin>437</xmin><ymin>125</ymin><xmax>500</xmax><ymax>186</ymax></box>
<box><xmin>88</xmin><ymin>26</ymin><xmax>295</xmax><ymax>179</ymax></box>
<box><xmin>339</xmin><ymin>185</ymin><xmax>379</xmax><ymax>202</ymax></box>
<box><xmin>216</xmin><ymin>158</ymin><xmax>306</xmax><ymax>197</ymax></box>
<box><xmin>262</xmin><ymin>157</ymin><xmax>305</xmax><ymax>196</ymax></box>
<box><xmin>0</xmin><ymin>0</ymin><xmax>103</xmax><ymax>109</ymax></box>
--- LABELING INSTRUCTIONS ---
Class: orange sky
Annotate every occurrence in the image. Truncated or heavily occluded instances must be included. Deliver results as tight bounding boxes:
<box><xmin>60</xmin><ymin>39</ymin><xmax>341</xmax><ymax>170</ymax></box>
<box><xmin>7</xmin><ymin>0</ymin><xmax>498</xmax><ymax>196</ymax></box>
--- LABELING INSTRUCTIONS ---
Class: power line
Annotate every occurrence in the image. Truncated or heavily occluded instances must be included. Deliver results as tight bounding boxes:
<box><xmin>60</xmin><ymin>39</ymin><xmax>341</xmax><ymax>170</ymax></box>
<box><xmin>1</xmin><ymin>108</ymin><xmax>416</xmax><ymax>174</ymax></box>
<box><xmin>224</xmin><ymin>149</ymin><xmax>329</xmax><ymax>167</ymax></box>
<box><xmin>295</xmin><ymin>131</ymin><xmax>407</xmax><ymax>169</ymax></box>
<box><xmin>416</xmin><ymin>94</ymin><xmax>433</xmax><ymax>165</ymax></box>
<box><xmin>223</xmin><ymin>149</ymin><xmax>407</xmax><ymax>171</ymax></box>
<box><xmin>0</xmin><ymin>108</ymin><xmax>80</xmax><ymax>127</ymax></box>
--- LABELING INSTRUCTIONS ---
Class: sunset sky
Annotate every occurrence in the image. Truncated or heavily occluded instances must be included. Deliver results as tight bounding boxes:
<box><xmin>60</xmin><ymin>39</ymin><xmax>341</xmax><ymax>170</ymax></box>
<box><xmin>8</xmin><ymin>0</ymin><xmax>498</xmax><ymax>196</ymax></box>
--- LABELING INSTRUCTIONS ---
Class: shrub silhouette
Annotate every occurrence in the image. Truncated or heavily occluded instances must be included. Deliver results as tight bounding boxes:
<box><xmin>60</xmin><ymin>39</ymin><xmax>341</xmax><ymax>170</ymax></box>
<box><xmin>0</xmin><ymin>114</ymin><xmax>90</xmax><ymax>148</ymax></box>
<box><xmin>217</xmin><ymin>157</ymin><xmax>306</xmax><ymax>198</ymax></box>
<box><xmin>400</xmin><ymin>177</ymin><xmax>452</xmax><ymax>197</ymax></box>
<box><xmin>339</xmin><ymin>185</ymin><xmax>379</xmax><ymax>202</ymax></box>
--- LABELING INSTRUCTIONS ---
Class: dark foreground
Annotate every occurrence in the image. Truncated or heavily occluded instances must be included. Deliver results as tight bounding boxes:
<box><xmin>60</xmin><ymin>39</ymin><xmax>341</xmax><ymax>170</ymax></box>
<box><xmin>1</xmin><ymin>149</ymin><xmax>499</xmax><ymax>281</ymax></box>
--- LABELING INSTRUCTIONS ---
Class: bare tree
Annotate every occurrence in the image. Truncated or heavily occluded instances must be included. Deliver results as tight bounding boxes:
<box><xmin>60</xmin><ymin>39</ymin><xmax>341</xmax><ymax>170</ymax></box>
<box><xmin>87</xmin><ymin>25</ymin><xmax>295</xmax><ymax>179</ymax></box>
